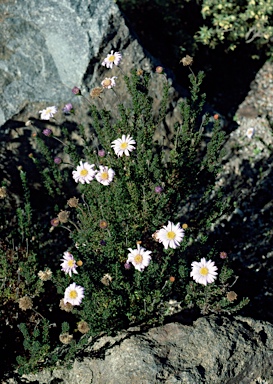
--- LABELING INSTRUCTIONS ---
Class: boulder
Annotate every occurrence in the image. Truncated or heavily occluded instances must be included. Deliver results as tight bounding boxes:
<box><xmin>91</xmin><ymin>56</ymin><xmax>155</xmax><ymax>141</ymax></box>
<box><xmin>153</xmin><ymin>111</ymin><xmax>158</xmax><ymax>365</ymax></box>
<box><xmin>4</xmin><ymin>316</ymin><xmax>273</xmax><ymax>383</ymax></box>
<box><xmin>0</xmin><ymin>0</ymin><xmax>181</xmax><ymax>129</ymax></box>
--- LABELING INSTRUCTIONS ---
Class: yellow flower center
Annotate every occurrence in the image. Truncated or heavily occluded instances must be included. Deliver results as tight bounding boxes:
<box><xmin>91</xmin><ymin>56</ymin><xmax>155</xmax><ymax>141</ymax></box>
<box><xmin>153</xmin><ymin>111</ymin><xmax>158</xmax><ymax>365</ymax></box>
<box><xmin>108</xmin><ymin>55</ymin><xmax>115</xmax><ymax>62</ymax></box>
<box><xmin>69</xmin><ymin>290</ymin><xmax>78</xmax><ymax>299</ymax></box>
<box><xmin>67</xmin><ymin>260</ymin><xmax>74</xmax><ymax>268</ymax></box>
<box><xmin>80</xmin><ymin>169</ymin><xmax>88</xmax><ymax>177</ymax></box>
<box><xmin>103</xmin><ymin>79</ymin><xmax>111</xmax><ymax>86</ymax></box>
<box><xmin>167</xmin><ymin>231</ymin><xmax>176</xmax><ymax>240</ymax></box>
<box><xmin>101</xmin><ymin>171</ymin><xmax>109</xmax><ymax>180</ymax></box>
<box><xmin>199</xmin><ymin>267</ymin><xmax>209</xmax><ymax>276</ymax></box>
<box><xmin>134</xmin><ymin>254</ymin><xmax>143</xmax><ymax>264</ymax></box>
<box><xmin>120</xmin><ymin>142</ymin><xmax>128</xmax><ymax>150</ymax></box>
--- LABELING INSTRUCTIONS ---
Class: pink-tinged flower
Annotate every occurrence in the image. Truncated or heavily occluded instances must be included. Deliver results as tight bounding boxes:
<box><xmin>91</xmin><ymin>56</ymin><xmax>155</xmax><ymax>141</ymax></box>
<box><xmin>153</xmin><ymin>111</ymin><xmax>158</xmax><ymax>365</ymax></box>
<box><xmin>50</xmin><ymin>218</ymin><xmax>59</xmax><ymax>227</ymax></box>
<box><xmin>155</xmin><ymin>221</ymin><xmax>185</xmax><ymax>249</ymax></box>
<box><xmin>72</xmin><ymin>86</ymin><xmax>81</xmax><ymax>95</ymax></box>
<box><xmin>42</xmin><ymin>128</ymin><xmax>53</xmax><ymax>137</ymax></box>
<box><xmin>127</xmin><ymin>244</ymin><xmax>152</xmax><ymax>272</ymax></box>
<box><xmin>72</xmin><ymin>161</ymin><xmax>97</xmax><ymax>184</ymax></box>
<box><xmin>98</xmin><ymin>149</ymin><xmax>106</xmax><ymax>157</ymax></box>
<box><xmin>102</xmin><ymin>50</ymin><xmax>122</xmax><ymax>69</ymax></box>
<box><xmin>111</xmin><ymin>135</ymin><xmax>136</xmax><ymax>157</ymax></box>
<box><xmin>62</xmin><ymin>103</ymin><xmax>73</xmax><ymax>114</ymax></box>
<box><xmin>60</xmin><ymin>251</ymin><xmax>78</xmax><ymax>277</ymax></box>
<box><xmin>124</xmin><ymin>262</ymin><xmax>131</xmax><ymax>270</ymax></box>
<box><xmin>54</xmin><ymin>157</ymin><xmax>62</xmax><ymax>164</ymax></box>
<box><xmin>155</xmin><ymin>66</ymin><xmax>164</xmax><ymax>74</ymax></box>
<box><xmin>64</xmin><ymin>282</ymin><xmax>84</xmax><ymax>306</ymax></box>
<box><xmin>39</xmin><ymin>106</ymin><xmax>57</xmax><ymax>120</ymax></box>
<box><xmin>155</xmin><ymin>186</ymin><xmax>163</xmax><ymax>193</ymax></box>
<box><xmin>95</xmin><ymin>166</ymin><xmax>115</xmax><ymax>185</ymax></box>
<box><xmin>101</xmin><ymin>76</ymin><xmax>117</xmax><ymax>89</ymax></box>
<box><xmin>190</xmin><ymin>258</ymin><xmax>218</xmax><ymax>286</ymax></box>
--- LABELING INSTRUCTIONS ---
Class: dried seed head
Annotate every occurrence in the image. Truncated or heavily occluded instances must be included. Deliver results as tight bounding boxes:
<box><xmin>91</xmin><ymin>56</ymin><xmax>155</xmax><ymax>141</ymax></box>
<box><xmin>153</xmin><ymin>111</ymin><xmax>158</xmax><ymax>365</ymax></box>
<box><xmin>76</xmin><ymin>260</ymin><xmax>83</xmax><ymax>266</ymax></box>
<box><xmin>90</xmin><ymin>87</ymin><xmax>103</xmax><ymax>99</ymax></box>
<box><xmin>18</xmin><ymin>296</ymin><xmax>33</xmax><ymax>311</ymax></box>
<box><xmin>152</xmin><ymin>230</ymin><xmax>160</xmax><ymax>242</ymax></box>
<box><xmin>59</xmin><ymin>298</ymin><xmax>73</xmax><ymax>312</ymax></box>
<box><xmin>58</xmin><ymin>210</ymin><xmax>70</xmax><ymax>223</ymax></box>
<box><xmin>226</xmin><ymin>291</ymin><xmax>238</xmax><ymax>302</ymax></box>
<box><xmin>67</xmin><ymin>197</ymin><xmax>79</xmax><ymax>208</ymax></box>
<box><xmin>169</xmin><ymin>276</ymin><xmax>175</xmax><ymax>282</ymax></box>
<box><xmin>136</xmin><ymin>69</ymin><xmax>144</xmax><ymax>76</ymax></box>
<box><xmin>59</xmin><ymin>333</ymin><xmax>73</xmax><ymax>344</ymax></box>
<box><xmin>180</xmin><ymin>55</ymin><xmax>193</xmax><ymax>66</ymax></box>
<box><xmin>38</xmin><ymin>268</ymin><xmax>52</xmax><ymax>281</ymax></box>
<box><xmin>100</xmin><ymin>273</ymin><xmax>113</xmax><ymax>286</ymax></box>
<box><xmin>0</xmin><ymin>187</ymin><xmax>7</xmax><ymax>199</ymax></box>
<box><xmin>77</xmin><ymin>320</ymin><xmax>90</xmax><ymax>334</ymax></box>
<box><xmin>99</xmin><ymin>220</ymin><xmax>108</xmax><ymax>229</ymax></box>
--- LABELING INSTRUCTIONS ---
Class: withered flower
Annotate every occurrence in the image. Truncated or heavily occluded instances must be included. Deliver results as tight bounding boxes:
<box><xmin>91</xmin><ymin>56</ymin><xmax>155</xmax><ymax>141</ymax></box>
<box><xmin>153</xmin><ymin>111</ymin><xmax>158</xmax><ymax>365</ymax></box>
<box><xmin>180</xmin><ymin>55</ymin><xmax>193</xmax><ymax>66</ymax></box>
<box><xmin>59</xmin><ymin>333</ymin><xmax>73</xmax><ymax>344</ymax></box>
<box><xmin>59</xmin><ymin>298</ymin><xmax>73</xmax><ymax>312</ymax></box>
<box><xmin>18</xmin><ymin>296</ymin><xmax>33</xmax><ymax>311</ymax></box>
<box><xmin>0</xmin><ymin>187</ymin><xmax>7</xmax><ymax>199</ymax></box>
<box><xmin>38</xmin><ymin>268</ymin><xmax>52</xmax><ymax>281</ymax></box>
<box><xmin>67</xmin><ymin>197</ymin><xmax>79</xmax><ymax>208</ymax></box>
<box><xmin>90</xmin><ymin>87</ymin><xmax>103</xmax><ymax>99</ymax></box>
<box><xmin>77</xmin><ymin>320</ymin><xmax>90</xmax><ymax>334</ymax></box>
<box><xmin>101</xmin><ymin>273</ymin><xmax>113</xmax><ymax>286</ymax></box>
<box><xmin>58</xmin><ymin>210</ymin><xmax>70</xmax><ymax>223</ymax></box>
<box><xmin>226</xmin><ymin>291</ymin><xmax>238</xmax><ymax>302</ymax></box>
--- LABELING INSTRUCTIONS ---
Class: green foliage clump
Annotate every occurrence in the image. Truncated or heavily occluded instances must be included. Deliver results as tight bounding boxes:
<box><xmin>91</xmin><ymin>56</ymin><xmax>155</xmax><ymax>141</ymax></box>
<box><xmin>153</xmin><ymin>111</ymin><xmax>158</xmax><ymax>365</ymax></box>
<box><xmin>196</xmin><ymin>0</ymin><xmax>273</xmax><ymax>55</ymax></box>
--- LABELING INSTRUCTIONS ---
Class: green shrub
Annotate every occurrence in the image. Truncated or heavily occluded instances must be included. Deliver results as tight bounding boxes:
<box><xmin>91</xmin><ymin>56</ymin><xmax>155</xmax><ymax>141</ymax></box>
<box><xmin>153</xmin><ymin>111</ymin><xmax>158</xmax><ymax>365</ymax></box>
<box><xmin>0</xmin><ymin>54</ymin><xmax>248</xmax><ymax>375</ymax></box>
<box><xmin>196</xmin><ymin>0</ymin><xmax>273</xmax><ymax>55</ymax></box>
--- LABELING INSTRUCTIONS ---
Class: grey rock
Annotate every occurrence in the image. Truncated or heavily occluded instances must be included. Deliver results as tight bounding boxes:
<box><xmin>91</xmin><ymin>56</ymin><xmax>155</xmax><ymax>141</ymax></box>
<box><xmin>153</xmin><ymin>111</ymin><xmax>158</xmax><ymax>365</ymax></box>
<box><xmin>0</xmin><ymin>0</ymin><xmax>181</xmax><ymax>128</ymax></box>
<box><xmin>4</xmin><ymin>316</ymin><xmax>273</xmax><ymax>383</ymax></box>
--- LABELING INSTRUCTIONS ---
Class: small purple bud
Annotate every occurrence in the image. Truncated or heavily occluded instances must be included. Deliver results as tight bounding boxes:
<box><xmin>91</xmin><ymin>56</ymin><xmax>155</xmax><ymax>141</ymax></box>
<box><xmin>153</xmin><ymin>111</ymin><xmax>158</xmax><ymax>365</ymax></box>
<box><xmin>100</xmin><ymin>240</ymin><xmax>106</xmax><ymax>246</ymax></box>
<box><xmin>54</xmin><ymin>157</ymin><xmax>62</xmax><ymax>164</ymax></box>
<box><xmin>62</xmin><ymin>103</ymin><xmax>73</xmax><ymax>114</ymax></box>
<box><xmin>124</xmin><ymin>262</ymin><xmax>131</xmax><ymax>270</ymax></box>
<box><xmin>72</xmin><ymin>86</ymin><xmax>81</xmax><ymax>95</ymax></box>
<box><xmin>43</xmin><ymin>128</ymin><xmax>52</xmax><ymax>137</ymax></box>
<box><xmin>220</xmin><ymin>252</ymin><xmax>228</xmax><ymax>259</ymax></box>
<box><xmin>155</xmin><ymin>186</ymin><xmax>163</xmax><ymax>193</ymax></box>
<box><xmin>98</xmin><ymin>149</ymin><xmax>106</xmax><ymax>157</ymax></box>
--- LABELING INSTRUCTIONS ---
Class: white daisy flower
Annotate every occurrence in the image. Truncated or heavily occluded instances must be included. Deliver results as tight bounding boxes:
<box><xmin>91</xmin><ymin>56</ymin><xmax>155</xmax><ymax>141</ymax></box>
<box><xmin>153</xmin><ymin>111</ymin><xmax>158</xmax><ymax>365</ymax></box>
<box><xmin>127</xmin><ymin>243</ymin><xmax>152</xmax><ymax>272</ymax></box>
<box><xmin>190</xmin><ymin>258</ymin><xmax>218</xmax><ymax>286</ymax></box>
<box><xmin>64</xmin><ymin>282</ymin><xmax>85</xmax><ymax>306</ymax></box>
<box><xmin>39</xmin><ymin>106</ymin><xmax>57</xmax><ymax>120</ymax></box>
<box><xmin>95</xmin><ymin>166</ymin><xmax>115</xmax><ymax>185</ymax></box>
<box><xmin>102</xmin><ymin>50</ymin><xmax>122</xmax><ymax>69</ymax></box>
<box><xmin>246</xmin><ymin>127</ymin><xmax>255</xmax><ymax>139</ymax></box>
<box><xmin>156</xmin><ymin>221</ymin><xmax>185</xmax><ymax>249</ymax></box>
<box><xmin>111</xmin><ymin>134</ymin><xmax>136</xmax><ymax>157</ymax></box>
<box><xmin>72</xmin><ymin>161</ymin><xmax>97</xmax><ymax>184</ymax></box>
<box><xmin>60</xmin><ymin>251</ymin><xmax>78</xmax><ymax>277</ymax></box>
<box><xmin>101</xmin><ymin>76</ymin><xmax>117</xmax><ymax>89</ymax></box>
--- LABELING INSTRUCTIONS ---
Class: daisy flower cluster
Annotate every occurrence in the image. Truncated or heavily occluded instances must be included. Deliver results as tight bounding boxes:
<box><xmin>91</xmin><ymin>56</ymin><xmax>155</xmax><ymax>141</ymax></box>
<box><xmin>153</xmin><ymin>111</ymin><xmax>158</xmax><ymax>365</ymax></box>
<box><xmin>72</xmin><ymin>161</ymin><xmax>115</xmax><ymax>186</ymax></box>
<box><xmin>59</xmin><ymin>251</ymin><xmax>85</xmax><ymax>306</ymax></box>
